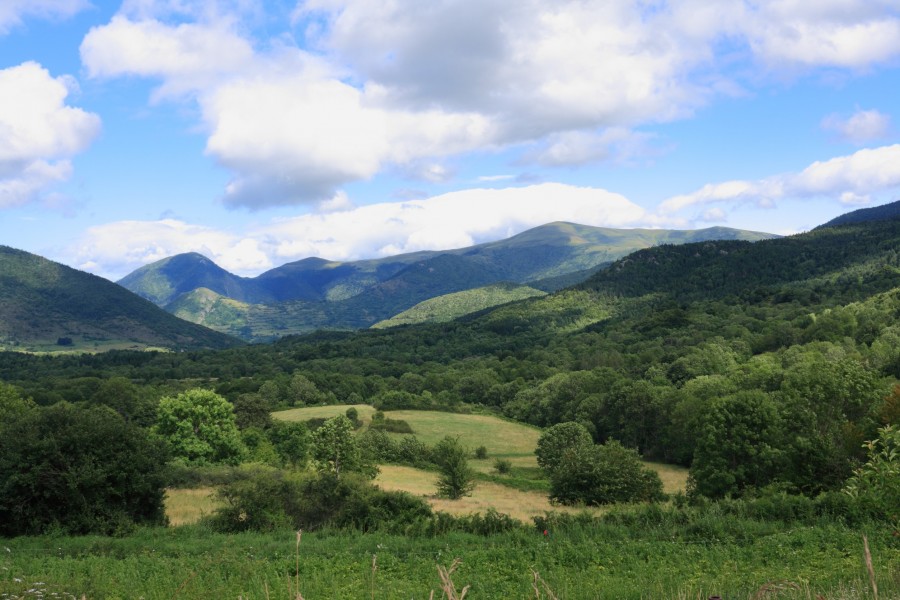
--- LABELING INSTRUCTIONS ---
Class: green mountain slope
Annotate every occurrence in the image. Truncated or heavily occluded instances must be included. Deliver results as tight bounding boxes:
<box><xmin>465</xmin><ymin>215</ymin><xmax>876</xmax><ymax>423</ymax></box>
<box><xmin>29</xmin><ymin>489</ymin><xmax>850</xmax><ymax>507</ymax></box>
<box><xmin>372</xmin><ymin>282</ymin><xmax>547</xmax><ymax>329</ymax></box>
<box><xmin>118</xmin><ymin>252</ymin><xmax>266</xmax><ymax>306</ymax></box>
<box><xmin>817</xmin><ymin>199</ymin><xmax>900</xmax><ymax>228</ymax></box>
<box><xmin>0</xmin><ymin>246</ymin><xmax>241</xmax><ymax>352</ymax></box>
<box><xmin>120</xmin><ymin>222</ymin><xmax>776</xmax><ymax>340</ymax></box>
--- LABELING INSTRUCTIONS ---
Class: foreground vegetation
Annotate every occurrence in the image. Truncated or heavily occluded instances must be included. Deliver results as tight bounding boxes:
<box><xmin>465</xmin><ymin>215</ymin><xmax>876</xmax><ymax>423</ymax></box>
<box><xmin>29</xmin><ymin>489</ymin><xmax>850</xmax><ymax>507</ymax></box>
<box><xmin>1</xmin><ymin>505</ymin><xmax>897</xmax><ymax>599</ymax></box>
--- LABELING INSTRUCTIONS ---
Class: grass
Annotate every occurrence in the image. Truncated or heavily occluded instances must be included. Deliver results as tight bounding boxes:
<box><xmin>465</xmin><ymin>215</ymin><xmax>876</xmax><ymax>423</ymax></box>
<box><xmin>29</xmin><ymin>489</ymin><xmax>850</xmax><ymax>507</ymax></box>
<box><xmin>1</xmin><ymin>520</ymin><xmax>897</xmax><ymax>599</ymax></box>
<box><xmin>275</xmin><ymin>405</ymin><xmax>540</xmax><ymax>462</ymax></box>
<box><xmin>645</xmin><ymin>461</ymin><xmax>690</xmax><ymax>495</ymax></box>
<box><xmin>375</xmin><ymin>464</ymin><xmax>602</xmax><ymax>522</ymax></box>
<box><xmin>275</xmin><ymin>404</ymin><xmax>377</xmax><ymax>423</ymax></box>
<box><xmin>164</xmin><ymin>487</ymin><xmax>221</xmax><ymax>526</ymax></box>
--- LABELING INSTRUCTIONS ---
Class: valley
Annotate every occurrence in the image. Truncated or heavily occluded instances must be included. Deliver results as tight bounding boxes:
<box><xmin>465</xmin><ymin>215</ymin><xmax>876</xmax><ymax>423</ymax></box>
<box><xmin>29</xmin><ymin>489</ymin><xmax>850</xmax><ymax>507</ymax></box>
<box><xmin>1</xmin><ymin>206</ymin><xmax>899</xmax><ymax>598</ymax></box>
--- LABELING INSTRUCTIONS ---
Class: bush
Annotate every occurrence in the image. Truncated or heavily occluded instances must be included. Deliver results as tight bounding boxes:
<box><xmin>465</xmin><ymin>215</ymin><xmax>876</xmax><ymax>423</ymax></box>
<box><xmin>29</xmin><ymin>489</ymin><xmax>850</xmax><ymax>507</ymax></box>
<box><xmin>208</xmin><ymin>467</ymin><xmax>433</xmax><ymax>533</ymax></box>
<box><xmin>369</xmin><ymin>417</ymin><xmax>414</xmax><ymax>433</ymax></box>
<box><xmin>494</xmin><ymin>458</ymin><xmax>512</xmax><ymax>474</ymax></box>
<box><xmin>550</xmin><ymin>440</ymin><xmax>665</xmax><ymax>506</ymax></box>
<box><xmin>843</xmin><ymin>425</ymin><xmax>900</xmax><ymax>527</ymax></box>
<box><xmin>474</xmin><ymin>445</ymin><xmax>488</xmax><ymax>459</ymax></box>
<box><xmin>0</xmin><ymin>403</ymin><xmax>168</xmax><ymax>536</ymax></box>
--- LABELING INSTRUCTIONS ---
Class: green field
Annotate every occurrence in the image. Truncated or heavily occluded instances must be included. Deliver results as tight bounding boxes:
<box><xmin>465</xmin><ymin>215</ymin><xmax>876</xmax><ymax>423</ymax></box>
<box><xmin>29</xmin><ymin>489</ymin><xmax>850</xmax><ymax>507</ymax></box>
<box><xmin>274</xmin><ymin>405</ymin><xmax>542</xmax><ymax>459</ymax></box>
<box><xmin>2</xmin><ymin>517</ymin><xmax>896</xmax><ymax>599</ymax></box>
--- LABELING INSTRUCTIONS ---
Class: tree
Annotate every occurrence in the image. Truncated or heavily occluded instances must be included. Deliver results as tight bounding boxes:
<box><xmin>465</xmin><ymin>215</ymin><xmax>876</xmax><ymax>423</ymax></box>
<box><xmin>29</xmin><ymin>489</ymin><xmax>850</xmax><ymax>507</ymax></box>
<box><xmin>0</xmin><ymin>381</ymin><xmax>34</xmax><ymax>421</ymax></box>
<box><xmin>312</xmin><ymin>415</ymin><xmax>374</xmax><ymax>478</ymax></box>
<box><xmin>155</xmin><ymin>388</ymin><xmax>246</xmax><ymax>465</ymax></box>
<box><xmin>549</xmin><ymin>440</ymin><xmax>664</xmax><ymax>505</ymax></box>
<box><xmin>535</xmin><ymin>421</ymin><xmax>593</xmax><ymax>472</ymax></box>
<box><xmin>267</xmin><ymin>420</ymin><xmax>311</xmax><ymax>467</ymax></box>
<box><xmin>289</xmin><ymin>372</ymin><xmax>323</xmax><ymax>406</ymax></box>
<box><xmin>433</xmin><ymin>436</ymin><xmax>476</xmax><ymax>500</ymax></box>
<box><xmin>91</xmin><ymin>376</ymin><xmax>157</xmax><ymax>426</ymax></box>
<box><xmin>0</xmin><ymin>403</ymin><xmax>168</xmax><ymax>535</ymax></box>
<box><xmin>688</xmin><ymin>391</ymin><xmax>783</xmax><ymax>498</ymax></box>
<box><xmin>233</xmin><ymin>392</ymin><xmax>274</xmax><ymax>430</ymax></box>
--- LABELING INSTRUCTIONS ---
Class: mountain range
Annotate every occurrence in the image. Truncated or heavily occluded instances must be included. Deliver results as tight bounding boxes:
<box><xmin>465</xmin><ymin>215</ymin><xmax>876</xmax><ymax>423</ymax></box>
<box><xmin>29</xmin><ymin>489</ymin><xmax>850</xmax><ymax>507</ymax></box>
<box><xmin>118</xmin><ymin>222</ymin><xmax>776</xmax><ymax>340</ymax></box>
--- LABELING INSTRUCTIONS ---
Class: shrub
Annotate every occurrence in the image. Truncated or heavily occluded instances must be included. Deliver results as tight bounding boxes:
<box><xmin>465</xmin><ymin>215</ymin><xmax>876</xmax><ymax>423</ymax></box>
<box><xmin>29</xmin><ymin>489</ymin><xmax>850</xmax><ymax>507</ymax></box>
<box><xmin>843</xmin><ymin>425</ymin><xmax>900</xmax><ymax>527</ymax></box>
<box><xmin>474</xmin><ymin>445</ymin><xmax>488</xmax><ymax>459</ymax></box>
<box><xmin>550</xmin><ymin>440</ymin><xmax>665</xmax><ymax>506</ymax></box>
<box><xmin>369</xmin><ymin>417</ymin><xmax>414</xmax><ymax>433</ymax></box>
<box><xmin>209</xmin><ymin>467</ymin><xmax>433</xmax><ymax>533</ymax></box>
<box><xmin>0</xmin><ymin>403</ymin><xmax>168</xmax><ymax>536</ymax></box>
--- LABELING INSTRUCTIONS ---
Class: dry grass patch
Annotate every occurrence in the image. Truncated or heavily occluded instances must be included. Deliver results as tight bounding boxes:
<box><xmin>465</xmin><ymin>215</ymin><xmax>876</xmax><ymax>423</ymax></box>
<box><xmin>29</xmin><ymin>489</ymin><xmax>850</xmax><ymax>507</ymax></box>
<box><xmin>376</xmin><ymin>464</ymin><xmax>600</xmax><ymax>522</ymax></box>
<box><xmin>645</xmin><ymin>461</ymin><xmax>689</xmax><ymax>494</ymax></box>
<box><xmin>164</xmin><ymin>487</ymin><xmax>221</xmax><ymax>526</ymax></box>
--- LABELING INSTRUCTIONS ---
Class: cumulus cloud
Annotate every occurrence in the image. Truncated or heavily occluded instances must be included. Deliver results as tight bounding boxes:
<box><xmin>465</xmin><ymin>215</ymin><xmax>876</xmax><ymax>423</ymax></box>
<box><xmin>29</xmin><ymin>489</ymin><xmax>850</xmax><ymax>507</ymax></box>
<box><xmin>79</xmin><ymin>1</ymin><xmax>900</xmax><ymax>208</ymax></box>
<box><xmin>0</xmin><ymin>0</ymin><xmax>88</xmax><ymax>34</ymax></box>
<box><xmin>72</xmin><ymin>182</ymin><xmax>652</xmax><ymax>279</ymax></box>
<box><xmin>822</xmin><ymin>109</ymin><xmax>892</xmax><ymax>144</ymax></box>
<box><xmin>73</xmin><ymin>219</ymin><xmax>270</xmax><ymax>280</ymax></box>
<box><xmin>659</xmin><ymin>144</ymin><xmax>900</xmax><ymax>214</ymax></box>
<box><xmin>0</xmin><ymin>62</ymin><xmax>101</xmax><ymax>209</ymax></box>
<box><xmin>80</xmin><ymin>15</ymin><xmax>257</xmax><ymax>101</ymax></box>
<box><xmin>745</xmin><ymin>1</ymin><xmax>900</xmax><ymax>69</ymax></box>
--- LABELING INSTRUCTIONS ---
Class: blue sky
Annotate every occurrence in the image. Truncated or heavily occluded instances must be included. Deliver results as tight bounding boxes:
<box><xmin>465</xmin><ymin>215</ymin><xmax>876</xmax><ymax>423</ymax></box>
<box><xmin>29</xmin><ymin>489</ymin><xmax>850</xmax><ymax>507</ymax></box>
<box><xmin>1</xmin><ymin>0</ymin><xmax>899</xmax><ymax>280</ymax></box>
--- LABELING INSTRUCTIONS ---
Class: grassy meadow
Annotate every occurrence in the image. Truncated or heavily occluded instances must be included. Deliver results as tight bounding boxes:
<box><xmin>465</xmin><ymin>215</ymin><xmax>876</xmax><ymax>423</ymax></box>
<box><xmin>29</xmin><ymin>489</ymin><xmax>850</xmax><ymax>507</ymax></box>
<box><xmin>2</xmin><ymin>517</ymin><xmax>897</xmax><ymax>599</ymax></box>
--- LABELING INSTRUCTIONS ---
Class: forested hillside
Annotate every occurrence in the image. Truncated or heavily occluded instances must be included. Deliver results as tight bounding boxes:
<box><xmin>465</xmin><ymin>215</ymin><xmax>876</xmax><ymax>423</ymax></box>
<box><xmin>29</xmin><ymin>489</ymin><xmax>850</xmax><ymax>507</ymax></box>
<box><xmin>0</xmin><ymin>246</ymin><xmax>241</xmax><ymax>352</ymax></box>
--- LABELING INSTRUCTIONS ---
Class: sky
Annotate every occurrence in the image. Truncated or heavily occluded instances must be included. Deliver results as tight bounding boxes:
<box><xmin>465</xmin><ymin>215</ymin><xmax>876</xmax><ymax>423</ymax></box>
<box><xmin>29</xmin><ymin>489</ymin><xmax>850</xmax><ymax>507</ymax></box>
<box><xmin>1</xmin><ymin>0</ymin><xmax>899</xmax><ymax>281</ymax></box>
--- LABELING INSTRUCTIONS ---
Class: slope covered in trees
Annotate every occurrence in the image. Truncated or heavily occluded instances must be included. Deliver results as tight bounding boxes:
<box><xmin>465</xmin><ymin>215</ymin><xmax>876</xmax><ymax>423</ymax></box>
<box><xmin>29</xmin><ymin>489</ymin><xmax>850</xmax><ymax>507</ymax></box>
<box><xmin>0</xmin><ymin>246</ymin><xmax>242</xmax><ymax>352</ymax></box>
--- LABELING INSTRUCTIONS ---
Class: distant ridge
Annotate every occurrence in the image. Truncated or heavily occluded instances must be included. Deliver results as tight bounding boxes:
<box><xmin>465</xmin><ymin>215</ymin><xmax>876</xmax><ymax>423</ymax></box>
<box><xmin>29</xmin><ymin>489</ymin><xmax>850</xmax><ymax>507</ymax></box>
<box><xmin>816</xmin><ymin>199</ymin><xmax>900</xmax><ymax>229</ymax></box>
<box><xmin>119</xmin><ymin>221</ymin><xmax>778</xmax><ymax>340</ymax></box>
<box><xmin>0</xmin><ymin>246</ymin><xmax>241</xmax><ymax>352</ymax></box>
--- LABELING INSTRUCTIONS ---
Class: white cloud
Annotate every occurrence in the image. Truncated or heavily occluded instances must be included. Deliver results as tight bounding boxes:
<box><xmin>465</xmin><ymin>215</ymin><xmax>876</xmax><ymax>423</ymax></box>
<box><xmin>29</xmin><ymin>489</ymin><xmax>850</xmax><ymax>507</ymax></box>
<box><xmin>73</xmin><ymin>219</ymin><xmax>267</xmax><ymax>279</ymax></box>
<box><xmin>79</xmin><ymin>1</ymin><xmax>900</xmax><ymax>209</ymax></box>
<box><xmin>81</xmin><ymin>16</ymin><xmax>257</xmax><ymax>101</ymax></box>
<box><xmin>72</xmin><ymin>182</ymin><xmax>653</xmax><ymax>279</ymax></box>
<box><xmin>0</xmin><ymin>62</ymin><xmax>101</xmax><ymax>209</ymax></box>
<box><xmin>523</xmin><ymin>128</ymin><xmax>660</xmax><ymax>167</ymax></box>
<box><xmin>701</xmin><ymin>207</ymin><xmax>727</xmax><ymax>222</ymax></box>
<box><xmin>822</xmin><ymin>109</ymin><xmax>892</xmax><ymax>144</ymax></box>
<box><xmin>0</xmin><ymin>0</ymin><xmax>88</xmax><ymax>34</ymax></box>
<box><xmin>746</xmin><ymin>1</ymin><xmax>900</xmax><ymax>69</ymax></box>
<box><xmin>660</xmin><ymin>144</ymin><xmax>900</xmax><ymax>214</ymax></box>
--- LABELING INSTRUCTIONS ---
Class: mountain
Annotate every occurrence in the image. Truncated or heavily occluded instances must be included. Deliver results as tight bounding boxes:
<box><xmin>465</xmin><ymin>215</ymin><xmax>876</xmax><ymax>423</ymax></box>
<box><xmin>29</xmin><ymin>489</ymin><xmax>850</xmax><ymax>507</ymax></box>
<box><xmin>119</xmin><ymin>222</ymin><xmax>777</xmax><ymax>340</ymax></box>
<box><xmin>118</xmin><ymin>252</ymin><xmax>266</xmax><ymax>306</ymax></box>
<box><xmin>816</xmin><ymin>199</ymin><xmax>900</xmax><ymax>229</ymax></box>
<box><xmin>0</xmin><ymin>246</ymin><xmax>241</xmax><ymax>352</ymax></box>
